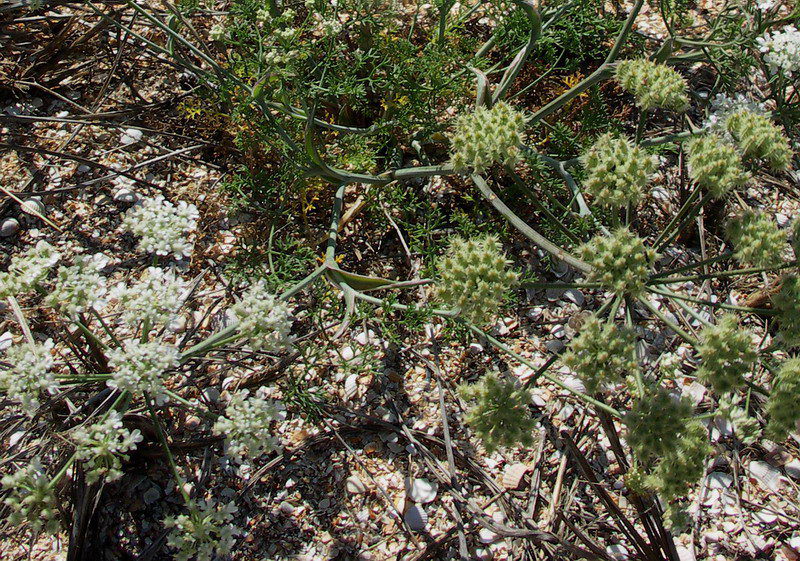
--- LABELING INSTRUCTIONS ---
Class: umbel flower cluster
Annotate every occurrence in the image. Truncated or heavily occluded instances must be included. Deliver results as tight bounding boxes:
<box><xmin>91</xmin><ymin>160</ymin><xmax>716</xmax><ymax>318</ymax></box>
<box><xmin>449</xmin><ymin>101</ymin><xmax>527</xmax><ymax>172</ymax></box>
<box><xmin>0</xmin><ymin>240</ymin><xmax>60</xmax><ymax>298</ymax></box>
<box><xmin>614</xmin><ymin>59</ymin><xmax>689</xmax><ymax>111</ymax></box>
<box><xmin>106</xmin><ymin>339</ymin><xmax>181</xmax><ymax>401</ymax></box>
<box><xmin>458</xmin><ymin>372</ymin><xmax>537</xmax><ymax>453</ymax></box>
<box><xmin>563</xmin><ymin>315</ymin><xmax>638</xmax><ymax>393</ymax></box>
<box><xmin>212</xmin><ymin>389</ymin><xmax>284</xmax><ymax>462</ymax></box>
<box><xmin>580</xmin><ymin>133</ymin><xmax>657</xmax><ymax>208</ymax></box>
<box><xmin>121</xmin><ymin>195</ymin><xmax>199</xmax><ymax>259</ymax></box>
<box><xmin>164</xmin><ymin>499</ymin><xmax>238</xmax><ymax>561</ymax></box>
<box><xmin>436</xmin><ymin>235</ymin><xmax>519</xmax><ymax>325</ymax></box>
<box><xmin>773</xmin><ymin>275</ymin><xmax>800</xmax><ymax>347</ymax></box>
<box><xmin>726</xmin><ymin>210</ymin><xmax>786</xmax><ymax>268</ymax></box>
<box><xmin>695</xmin><ymin>315</ymin><xmax>757</xmax><ymax>394</ymax></box>
<box><xmin>766</xmin><ymin>358</ymin><xmax>800</xmax><ymax>440</ymax></box>
<box><xmin>47</xmin><ymin>254</ymin><xmax>109</xmax><ymax>318</ymax></box>
<box><xmin>229</xmin><ymin>282</ymin><xmax>294</xmax><ymax>352</ymax></box>
<box><xmin>579</xmin><ymin>228</ymin><xmax>656</xmax><ymax>295</ymax></box>
<box><xmin>0</xmin><ymin>339</ymin><xmax>57</xmax><ymax>416</ymax></box>
<box><xmin>72</xmin><ymin>411</ymin><xmax>144</xmax><ymax>483</ymax></box>
<box><xmin>1</xmin><ymin>458</ymin><xmax>59</xmax><ymax>534</ymax></box>
<box><xmin>111</xmin><ymin>266</ymin><xmax>187</xmax><ymax>328</ymax></box>
<box><xmin>725</xmin><ymin>110</ymin><xmax>793</xmax><ymax>171</ymax></box>
<box><xmin>685</xmin><ymin>134</ymin><xmax>749</xmax><ymax>198</ymax></box>
<box><xmin>757</xmin><ymin>25</ymin><xmax>800</xmax><ymax>77</ymax></box>
<box><xmin>625</xmin><ymin>390</ymin><xmax>709</xmax><ymax>500</ymax></box>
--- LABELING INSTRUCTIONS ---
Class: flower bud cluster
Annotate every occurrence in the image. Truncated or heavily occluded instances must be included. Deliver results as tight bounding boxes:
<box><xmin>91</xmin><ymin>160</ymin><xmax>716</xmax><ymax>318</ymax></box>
<box><xmin>458</xmin><ymin>372</ymin><xmax>536</xmax><ymax>453</ymax></box>
<box><xmin>450</xmin><ymin>102</ymin><xmax>527</xmax><ymax>172</ymax></box>
<box><xmin>212</xmin><ymin>389</ymin><xmax>284</xmax><ymax>462</ymax></box>
<box><xmin>106</xmin><ymin>339</ymin><xmax>180</xmax><ymax>401</ymax></box>
<box><xmin>580</xmin><ymin>133</ymin><xmax>656</xmax><ymax>208</ymax></box>
<box><xmin>579</xmin><ymin>228</ymin><xmax>655</xmax><ymax>295</ymax></box>
<box><xmin>437</xmin><ymin>235</ymin><xmax>518</xmax><ymax>326</ymax></box>
<box><xmin>73</xmin><ymin>411</ymin><xmax>144</xmax><ymax>483</ymax></box>
<box><xmin>47</xmin><ymin>254</ymin><xmax>109</xmax><ymax>318</ymax></box>
<box><xmin>685</xmin><ymin>134</ymin><xmax>749</xmax><ymax>198</ymax></box>
<box><xmin>0</xmin><ymin>339</ymin><xmax>57</xmax><ymax>416</ymax></box>
<box><xmin>773</xmin><ymin>275</ymin><xmax>800</xmax><ymax>347</ymax></box>
<box><xmin>563</xmin><ymin>315</ymin><xmax>638</xmax><ymax>393</ymax></box>
<box><xmin>0</xmin><ymin>241</ymin><xmax>60</xmax><ymax>298</ymax></box>
<box><xmin>121</xmin><ymin>195</ymin><xmax>199</xmax><ymax>260</ymax></box>
<box><xmin>1</xmin><ymin>458</ymin><xmax>60</xmax><ymax>534</ymax></box>
<box><xmin>229</xmin><ymin>282</ymin><xmax>293</xmax><ymax>352</ymax></box>
<box><xmin>695</xmin><ymin>314</ymin><xmax>756</xmax><ymax>394</ymax></box>
<box><xmin>726</xmin><ymin>110</ymin><xmax>792</xmax><ymax>171</ymax></box>
<box><xmin>726</xmin><ymin>210</ymin><xmax>786</xmax><ymax>268</ymax></box>
<box><xmin>614</xmin><ymin>59</ymin><xmax>689</xmax><ymax>111</ymax></box>
<box><xmin>766</xmin><ymin>358</ymin><xmax>800</xmax><ymax>441</ymax></box>
<box><xmin>165</xmin><ymin>499</ymin><xmax>238</xmax><ymax>561</ymax></box>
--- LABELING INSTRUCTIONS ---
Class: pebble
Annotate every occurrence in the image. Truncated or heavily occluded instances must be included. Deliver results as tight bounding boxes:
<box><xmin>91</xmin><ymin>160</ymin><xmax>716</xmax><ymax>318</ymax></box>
<box><xmin>114</xmin><ymin>188</ymin><xmax>139</xmax><ymax>203</ymax></box>
<box><xmin>785</xmin><ymin>459</ymin><xmax>800</xmax><ymax>480</ymax></box>
<box><xmin>405</xmin><ymin>477</ymin><xmax>437</xmax><ymax>504</ymax></box>
<box><xmin>403</xmin><ymin>505</ymin><xmax>428</xmax><ymax>532</ymax></box>
<box><xmin>478</xmin><ymin>527</ymin><xmax>498</xmax><ymax>544</ymax></box>
<box><xmin>0</xmin><ymin>217</ymin><xmax>20</xmax><ymax>237</ymax></box>
<box><xmin>120</xmin><ymin>128</ymin><xmax>143</xmax><ymax>145</ymax></box>
<box><xmin>142</xmin><ymin>486</ymin><xmax>161</xmax><ymax>505</ymax></box>
<box><xmin>0</xmin><ymin>331</ymin><xmax>11</xmax><ymax>351</ymax></box>
<box><xmin>345</xmin><ymin>475</ymin><xmax>367</xmax><ymax>494</ymax></box>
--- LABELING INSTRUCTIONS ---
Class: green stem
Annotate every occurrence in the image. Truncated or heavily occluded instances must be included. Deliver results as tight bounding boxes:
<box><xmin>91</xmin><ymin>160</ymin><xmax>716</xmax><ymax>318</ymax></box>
<box><xmin>637</xmin><ymin>295</ymin><xmax>698</xmax><ymax>345</ymax></box>
<box><xmin>146</xmin><ymin>394</ymin><xmax>192</xmax><ymax>505</ymax></box>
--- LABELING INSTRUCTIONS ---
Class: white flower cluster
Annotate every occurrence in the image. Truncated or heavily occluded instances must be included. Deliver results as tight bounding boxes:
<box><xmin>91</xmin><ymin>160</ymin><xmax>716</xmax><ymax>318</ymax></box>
<box><xmin>0</xmin><ymin>339</ymin><xmax>57</xmax><ymax>416</ymax></box>
<box><xmin>111</xmin><ymin>267</ymin><xmax>187</xmax><ymax>328</ymax></box>
<box><xmin>703</xmin><ymin>93</ymin><xmax>766</xmax><ymax>133</ymax></box>
<box><xmin>165</xmin><ymin>499</ymin><xmax>238</xmax><ymax>561</ymax></box>
<box><xmin>106</xmin><ymin>339</ymin><xmax>180</xmax><ymax>400</ymax></box>
<box><xmin>209</xmin><ymin>23</ymin><xmax>226</xmax><ymax>41</ymax></box>
<box><xmin>47</xmin><ymin>254</ymin><xmax>108</xmax><ymax>318</ymax></box>
<box><xmin>0</xmin><ymin>241</ymin><xmax>60</xmax><ymax>298</ymax></box>
<box><xmin>121</xmin><ymin>196</ymin><xmax>199</xmax><ymax>260</ymax></box>
<box><xmin>73</xmin><ymin>411</ymin><xmax>143</xmax><ymax>483</ymax></box>
<box><xmin>1</xmin><ymin>457</ymin><xmax>59</xmax><ymax>534</ymax></box>
<box><xmin>212</xmin><ymin>389</ymin><xmax>284</xmax><ymax>461</ymax></box>
<box><xmin>229</xmin><ymin>282</ymin><xmax>293</xmax><ymax>351</ymax></box>
<box><xmin>757</xmin><ymin>25</ymin><xmax>800</xmax><ymax>76</ymax></box>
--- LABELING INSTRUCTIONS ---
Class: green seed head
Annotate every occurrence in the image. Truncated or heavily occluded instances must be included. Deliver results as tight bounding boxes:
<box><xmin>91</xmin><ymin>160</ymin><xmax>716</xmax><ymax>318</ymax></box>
<box><xmin>726</xmin><ymin>210</ymin><xmax>786</xmax><ymax>268</ymax></box>
<box><xmin>726</xmin><ymin>110</ymin><xmax>793</xmax><ymax>171</ymax></box>
<box><xmin>458</xmin><ymin>371</ymin><xmax>537</xmax><ymax>453</ymax></box>
<box><xmin>625</xmin><ymin>388</ymin><xmax>693</xmax><ymax>461</ymax></box>
<box><xmin>563</xmin><ymin>314</ymin><xmax>638</xmax><ymax>393</ymax></box>
<box><xmin>437</xmin><ymin>235</ymin><xmax>519</xmax><ymax>326</ymax></box>
<box><xmin>766</xmin><ymin>358</ymin><xmax>800</xmax><ymax>441</ymax></box>
<box><xmin>450</xmin><ymin>102</ymin><xmax>527</xmax><ymax>173</ymax></box>
<box><xmin>696</xmin><ymin>314</ymin><xmax>756</xmax><ymax>394</ymax></box>
<box><xmin>580</xmin><ymin>133</ymin><xmax>657</xmax><ymax>208</ymax></box>
<box><xmin>615</xmin><ymin>59</ymin><xmax>689</xmax><ymax>111</ymax></box>
<box><xmin>685</xmin><ymin>134</ymin><xmax>749</xmax><ymax>198</ymax></box>
<box><xmin>773</xmin><ymin>275</ymin><xmax>800</xmax><ymax>347</ymax></box>
<box><xmin>579</xmin><ymin>227</ymin><xmax>656</xmax><ymax>296</ymax></box>
<box><xmin>645</xmin><ymin>420</ymin><xmax>710</xmax><ymax>500</ymax></box>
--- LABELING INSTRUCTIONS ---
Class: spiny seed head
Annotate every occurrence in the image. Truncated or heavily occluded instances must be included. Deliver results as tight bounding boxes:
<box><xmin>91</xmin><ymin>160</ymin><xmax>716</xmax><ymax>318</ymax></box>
<box><xmin>625</xmin><ymin>388</ymin><xmax>693</xmax><ymax>461</ymax></box>
<box><xmin>695</xmin><ymin>314</ymin><xmax>756</xmax><ymax>394</ymax></box>
<box><xmin>773</xmin><ymin>275</ymin><xmax>800</xmax><ymax>347</ymax></box>
<box><xmin>580</xmin><ymin>133</ymin><xmax>657</xmax><ymax>208</ymax></box>
<box><xmin>449</xmin><ymin>102</ymin><xmax>527</xmax><ymax>173</ymax></box>
<box><xmin>726</xmin><ymin>210</ymin><xmax>786</xmax><ymax>268</ymax></box>
<box><xmin>579</xmin><ymin>228</ymin><xmax>656</xmax><ymax>296</ymax></box>
<box><xmin>1</xmin><ymin>458</ymin><xmax>60</xmax><ymax>534</ymax></box>
<box><xmin>685</xmin><ymin>134</ymin><xmax>749</xmax><ymax>198</ymax></box>
<box><xmin>563</xmin><ymin>314</ymin><xmax>638</xmax><ymax>393</ymax></box>
<box><xmin>615</xmin><ymin>59</ymin><xmax>689</xmax><ymax>111</ymax></box>
<box><xmin>458</xmin><ymin>371</ymin><xmax>537</xmax><ymax>453</ymax></box>
<box><xmin>726</xmin><ymin>110</ymin><xmax>793</xmax><ymax>171</ymax></box>
<box><xmin>437</xmin><ymin>235</ymin><xmax>518</xmax><ymax>326</ymax></box>
<box><xmin>645</xmin><ymin>420</ymin><xmax>710</xmax><ymax>500</ymax></box>
<box><xmin>766</xmin><ymin>358</ymin><xmax>800</xmax><ymax>441</ymax></box>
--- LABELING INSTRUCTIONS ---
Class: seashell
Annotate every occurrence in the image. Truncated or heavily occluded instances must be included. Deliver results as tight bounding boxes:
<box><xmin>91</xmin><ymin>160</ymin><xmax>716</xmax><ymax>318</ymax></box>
<box><xmin>405</xmin><ymin>477</ymin><xmax>437</xmax><ymax>504</ymax></box>
<box><xmin>0</xmin><ymin>217</ymin><xmax>20</xmax><ymax>237</ymax></box>
<box><xmin>403</xmin><ymin>504</ymin><xmax>427</xmax><ymax>532</ymax></box>
<box><xmin>502</xmin><ymin>463</ymin><xmax>529</xmax><ymax>490</ymax></box>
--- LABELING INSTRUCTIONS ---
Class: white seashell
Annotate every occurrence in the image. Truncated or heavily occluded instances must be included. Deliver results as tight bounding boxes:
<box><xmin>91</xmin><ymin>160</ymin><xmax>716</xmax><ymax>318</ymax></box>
<box><xmin>345</xmin><ymin>475</ymin><xmax>367</xmax><ymax>494</ymax></box>
<box><xmin>405</xmin><ymin>477</ymin><xmax>438</xmax><ymax>504</ymax></box>
<box><xmin>404</xmin><ymin>504</ymin><xmax>428</xmax><ymax>532</ymax></box>
<box><xmin>501</xmin><ymin>463</ymin><xmax>529</xmax><ymax>490</ymax></box>
<box><xmin>0</xmin><ymin>217</ymin><xmax>20</xmax><ymax>237</ymax></box>
<box><xmin>749</xmin><ymin>461</ymin><xmax>784</xmax><ymax>492</ymax></box>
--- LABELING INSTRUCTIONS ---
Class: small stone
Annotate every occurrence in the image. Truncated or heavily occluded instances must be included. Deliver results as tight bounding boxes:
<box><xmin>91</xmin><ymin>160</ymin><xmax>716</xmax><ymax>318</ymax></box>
<box><xmin>545</xmin><ymin>339</ymin><xmax>565</xmax><ymax>353</ymax></box>
<box><xmin>114</xmin><ymin>188</ymin><xmax>139</xmax><ymax>203</ymax></box>
<box><xmin>185</xmin><ymin>416</ymin><xmax>201</xmax><ymax>430</ymax></box>
<box><xmin>143</xmin><ymin>486</ymin><xmax>161</xmax><ymax>505</ymax></box>
<box><xmin>0</xmin><ymin>218</ymin><xmax>20</xmax><ymax>238</ymax></box>
<box><xmin>502</xmin><ymin>463</ymin><xmax>529</xmax><ymax>490</ymax></box>
<box><xmin>403</xmin><ymin>504</ymin><xmax>427</xmax><ymax>532</ymax></box>
<box><xmin>203</xmin><ymin>388</ymin><xmax>220</xmax><ymax>403</ymax></box>
<box><xmin>8</xmin><ymin>431</ymin><xmax>24</xmax><ymax>448</ymax></box>
<box><xmin>785</xmin><ymin>458</ymin><xmax>800</xmax><ymax>479</ymax></box>
<box><xmin>0</xmin><ymin>332</ymin><xmax>11</xmax><ymax>351</ymax></box>
<box><xmin>606</xmin><ymin>544</ymin><xmax>629</xmax><ymax>560</ymax></box>
<box><xmin>405</xmin><ymin>478</ymin><xmax>437</xmax><ymax>504</ymax></box>
<box><xmin>478</xmin><ymin>527</ymin><xmax>497</xmax><ymax>544</ymax></box>
<box><xmin>120</xmin><ymin>128</ymin><xmax>143</xmax><ymax>145</ymax></box>
<box><xmin>346</xmin><ymin>475</ymin><xmax>367</xmax><ymax>494</ymax></box>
